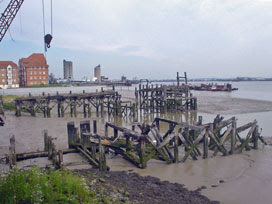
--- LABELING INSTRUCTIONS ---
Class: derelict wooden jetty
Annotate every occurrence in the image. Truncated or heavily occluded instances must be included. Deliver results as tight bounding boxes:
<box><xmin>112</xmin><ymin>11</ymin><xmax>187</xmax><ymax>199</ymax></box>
<box><xmin>135</xmin><ymin>72</ymin><xmax>197</xmax><ymax>113</ymax></box>
<box><xmin>14</xmin><ymin>89</ymin><xmax>128</xmax><ymax>118</ymax></box>
<box><xmin>6</xmin><ymin>114</ymin><xmax>266</xmax><ymax>170</ymax></box>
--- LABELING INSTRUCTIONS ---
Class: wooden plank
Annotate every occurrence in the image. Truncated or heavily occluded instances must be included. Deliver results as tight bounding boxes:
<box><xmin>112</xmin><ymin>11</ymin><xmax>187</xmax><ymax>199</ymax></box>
<box><xmin>237</xmin><ymin>123</ymin><xmax>257</xmax><ymax>153</ymax></box>
<box><xmin>208</xmin><ymin>130</ymin><xmax>228</xmax><ymax>156</ymax></box>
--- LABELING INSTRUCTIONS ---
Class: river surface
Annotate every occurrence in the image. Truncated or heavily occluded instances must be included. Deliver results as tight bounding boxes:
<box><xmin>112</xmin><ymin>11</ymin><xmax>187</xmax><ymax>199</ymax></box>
<box><xmin>1</xmin><ymin>81</ymin><xmax>272</xmax><ymax>204</ymax></box>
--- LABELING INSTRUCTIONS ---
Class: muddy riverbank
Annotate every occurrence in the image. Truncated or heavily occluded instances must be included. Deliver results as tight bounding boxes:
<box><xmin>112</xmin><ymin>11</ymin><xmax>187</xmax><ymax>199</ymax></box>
<box><xmin>75</xmin><ymin>169</ymin><xmax>219</xmax><ymax>204</ymax></box>
<box><xmin>1</xmin><ymin>86</ymin><xmax>272</xmax><ymax>204</ymax></box>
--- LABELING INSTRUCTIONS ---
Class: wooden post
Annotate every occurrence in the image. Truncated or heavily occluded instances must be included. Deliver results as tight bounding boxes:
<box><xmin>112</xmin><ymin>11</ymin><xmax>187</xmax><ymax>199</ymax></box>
<box><xmin>73</xmin><ymin>101</ymin><xmax>77</xmax><ymax>117</ymax></box>
<box><xmin>230</xmin><ymin>118</ymin><xmax>236</xmax><ymax>154</ymax></box>
<box><xmin>184</xmin><ymin>72</ymin><xmax>188</xmax><ymax>84</ymax></box>
<box><xmin>80</xmin><ymin>121</ymin><xmax>90</xmax><ymax>151</ymax></box>
<box><xmin>0</xmin><ymin>95</ymin><xmax>4</xmax><ymax>115</ymax></box>
<box><xmin>57</xmin><ymin>101</ymin><xmax>61</xmax><ymax>117</ymax></box>
<box><xmin>174</xmin><ymin>134</ymin><xmax>179</xmax><ymax>163</ymax></box>
<box><xmin>80</xmin><ymin>120</ymin><xmax>91</xmax><ymax>133</ymax></box>
<box><xmin>203</xmin><ymin>131</ymin><xmax>208</xmax><ymax>159</ymax></box>
<box><xmin>177</xmin><ymin>72</ymin><xmax>180</xmax><ymax>86</ymax></box>
<box><xmin>156</xmin><ymin>119</ymin><xmax>160</xmax><ymax>131</ymax></box>
<box><xmin>139</xmin><ymin>138</ymin><xmax>147</xmax><ymax>168</ymax></box>
<box><xmin>48</xmin><ymin>136</ymin><xmax>53</xmax><ymax>160</ymax></box>
<box><xmin>93</xmin><ymin>120</ymin><xmax>97</xmax><ymax>134</ymax></box>
<box><xmin>52</xmin><ymin>143</ymin><xmax>57</xmax><ymax>166</ymax></box>
<box><xmin>15</xmin><ymin>101</ymin><xmax>21</xmax><ymax>117</ymax></box>
<box><xmin>105</xmin><ymin>123</ymin><xmax>108</xmax><ymax>137</ymax></box>
<box><xmin>99</xmin><ymin>138</ymin><xmax>107</xmax><ymax>171</ymax></box>
<box><xmin>81</xmin><ymin>133</ymin><xmax>88</xmax><ymax>151</ymax></box>
<box><xmin>43</xmin><ymin>130</ymin><xmax>49</xmax><ymax>151</ymax></box>
<box><xmin>9</xmin><ymin>134</ymin><xmax>16</xmax><ymax>168</ymax></box>
<box><xmin>70</xmin><ymin>100</ymin><xmax>73</xmax><ymax>117</ymax></box>
<box><xmin>114</xmin><ymin>128</ymin><xmax>118</xmax><ymax>139</ymax></box>
<box><xmin>30</xmin><ymin>100</ymin><xmax>36</xmax><ymax>116</ymax></box>
<box><xmin>67</xmin><ymin>122</ymin><xmax>76</xmax><ymax>148</ymax></box>
<box><xmin>57</xmin><ymin>150</ymin><xmax>63</xmax><ymax>168</ymax></box>
<box><xmin>253</xmin><ymin>125</ymin><xmax>259</xmax><ymax>150</ymax></box>
<box><xmin>91</xmin><ymin>143</ymin><xmax>96</xmax><ymax>159</ymax></box>
<box><xmin>87</xmin><ymin>104</ymin><xmax>91</xmax><ymax>118</ymax></box>
<box><xmin>83</xmin><ymin>100</ymin><xmax>87</xmax><ymax>118</ymax></box>
<box><xmin>100</xmin><ymin>98</ymin><xmax>104</xmax><ymax>117</ymax></box>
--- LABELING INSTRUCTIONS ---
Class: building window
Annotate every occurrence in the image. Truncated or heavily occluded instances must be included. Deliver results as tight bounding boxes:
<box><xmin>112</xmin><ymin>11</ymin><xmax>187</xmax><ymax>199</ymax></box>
<box><xmin>34</xmin><ymin>76</ymin><xmax>37</xmax><ymax>79</ymax></box>
<box><xmin>43</xmin><ymin>76</ymin><xmax>46</xmax><ymax>79</ymax></box>
<box><xmin>34</xmin><ymin>71</ymin><xmax>37</xmax><ymax>74</ymax></box>
<box><xmin>2</xmin><ymin>79</ymin><xmax>5</xmax><ymax>82</ymax></box>
<box><xmin>39</xmin><ymin>76</ymin><xmax>42</xmax><ymax>79</ymax></box>
<box><xmin>13</xmin><ymin>79</ymin><xmax>16</xmax><ymax>82</ymax></box>
<box><xmin>39</xmin><ymin>71</ymin><xmax>41</xmax><ymax>74</ymax></box>
<box><xmin>30</xmin><ymin>76</ymin><xmax>33</xmax><ymax>80</ymax></box>
<box><xmin>1</xmin><ymin>74</ymin><xmax>4</xmax><ymax>77</ymax></box>
<box><xmin>30</xmin><ymin>72</ymin><xmax>32</xmax><ymax>75</ymax></box>
<box><xmin>43</xmin><ymin>72</ymin><xmax>45</xmax><ymax>74</ymax></box>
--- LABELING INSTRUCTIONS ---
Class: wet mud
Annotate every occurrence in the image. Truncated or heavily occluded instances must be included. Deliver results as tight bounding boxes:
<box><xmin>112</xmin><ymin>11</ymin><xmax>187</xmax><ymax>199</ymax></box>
<box><xmin>74</xmin><ymin>168</ymin><xmax>219</xmax><ymax>204</ymax></box>
<box><xmin>1</xmin><ymin>88</ymin><xmax>272</xmax><ymax>204</ymax></box>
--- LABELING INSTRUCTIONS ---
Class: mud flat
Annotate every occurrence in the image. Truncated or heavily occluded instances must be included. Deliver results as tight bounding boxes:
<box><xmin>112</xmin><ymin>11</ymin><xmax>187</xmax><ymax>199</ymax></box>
<box><xmin>1</xmin><ymin>89</ymin><xmax>272</xmax><ymax>204</ymax></box>
<box><xmin>197</xmin><ymin>95</ymin><xmax>272</xmax><ymax>115</ymax></box>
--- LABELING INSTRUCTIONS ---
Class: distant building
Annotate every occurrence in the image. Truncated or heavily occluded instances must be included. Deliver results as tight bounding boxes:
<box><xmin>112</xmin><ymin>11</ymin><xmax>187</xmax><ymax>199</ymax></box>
<box><xmin>18</xmin><ymin>53</ymin><xmax>49</xmax><ymax>87</ymax></box>
<box><xmin>0</xmin><ymin>61</ymin><xmax>19</xmax><ymax>89</ymax></box>
<box><xmin>101</xmin><ymin>76</ymin><xmax>109</xmax><ymax>82</ymax></box>
<box><xmin>121</xmin><ymin>76</ymin><xmax>127</xmax><ymax>83</ymax></box>
<box><xmin>94</xmin><ymin>64</ymin><xmax>101</xmax><ymax>82</ymax></box>
<box><xmin>63</xmin><ymin>60</ymin><xmax>73</xmax><ymax>80</ymax></box>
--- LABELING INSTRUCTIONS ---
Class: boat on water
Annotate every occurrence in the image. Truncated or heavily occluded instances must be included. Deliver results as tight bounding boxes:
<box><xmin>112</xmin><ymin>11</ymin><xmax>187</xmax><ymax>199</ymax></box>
<box><xmin>189</xmin><ymin>83</ymin><xmax>238</xmax><ymax>92</ymax></box>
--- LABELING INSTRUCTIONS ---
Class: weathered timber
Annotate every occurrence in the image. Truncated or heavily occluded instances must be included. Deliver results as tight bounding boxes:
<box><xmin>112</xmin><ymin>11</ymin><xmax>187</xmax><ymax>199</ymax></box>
<box><xmin>14</xmin><ymin>90</ymin><xmax>121</xmax><ymax>117</ymax></box>
<box><xmin>9</xmin><ymin>135</ymin><xmax>16</xmax><ymax>168</ymax></box>
<box><xmin>136</xmin><ymin>73</ymin><xmax>196</xmax><ymax>113</ymax></box>
<box><xmin>16</xmin><ymin>149</ymin><xmax>78</xmax><ymax>161</ymax></box>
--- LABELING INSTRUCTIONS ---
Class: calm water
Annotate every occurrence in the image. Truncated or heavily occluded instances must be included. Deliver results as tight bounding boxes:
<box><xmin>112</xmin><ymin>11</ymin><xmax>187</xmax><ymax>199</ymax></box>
<box><xmin>2</xmin><ymin>81</ymin><xmax>272</xmax><ymax>101</ymax></box>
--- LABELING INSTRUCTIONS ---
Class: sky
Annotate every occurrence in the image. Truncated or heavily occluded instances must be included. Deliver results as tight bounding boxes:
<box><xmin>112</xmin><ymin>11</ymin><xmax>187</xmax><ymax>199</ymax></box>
<box><xmin>0</xmin><ymin>0</ymin><xmax>272</xmax><ymax>80</ymax></box>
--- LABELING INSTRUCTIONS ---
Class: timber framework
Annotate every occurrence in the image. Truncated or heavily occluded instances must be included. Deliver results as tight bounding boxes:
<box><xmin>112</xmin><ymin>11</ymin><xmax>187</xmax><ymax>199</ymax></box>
<box><xmin>6</xmin><ymin>115</ymin><xmax>267</xmax><ymax>170</ymax></box>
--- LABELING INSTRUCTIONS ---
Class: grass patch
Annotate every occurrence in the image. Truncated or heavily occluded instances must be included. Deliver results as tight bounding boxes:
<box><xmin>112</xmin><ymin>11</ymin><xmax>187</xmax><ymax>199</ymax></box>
<box><xmin>0</xmin><ymin>167</ymin><xmax>91</xmax><ymax>204</ymax></box>
<box><xmin>2</xmin><ymin>95</ymin><xmax>18</xmax><ymax>111</ymax></box>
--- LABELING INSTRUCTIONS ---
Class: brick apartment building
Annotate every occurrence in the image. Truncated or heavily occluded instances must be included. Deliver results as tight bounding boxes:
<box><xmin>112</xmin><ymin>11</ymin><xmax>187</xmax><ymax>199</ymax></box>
<box><xmin>0</xmin><ymin>61</ymin><xmax>19</xmax><ymax>89</ymax></box>
<box><xmin>18</xmin><ymin>53</ymin><xmax>49</xmax><ymax>87</ymax></box>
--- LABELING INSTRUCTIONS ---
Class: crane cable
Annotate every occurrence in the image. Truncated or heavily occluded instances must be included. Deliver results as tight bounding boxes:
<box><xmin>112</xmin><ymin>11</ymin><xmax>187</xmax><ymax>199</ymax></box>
<box><xmin>42</xmin><ymin>0</ymin><xmax>53</xmax><ymax>55</ymax></box>
<box><xmin>42</xmin><ymin>0</ymin><xmax>46</xmax><ymax>54</ymax></box>
<box><xmin>51</xmin><ymin>0</ymin><xmax>53</xmax><ymax>35</ymax></box>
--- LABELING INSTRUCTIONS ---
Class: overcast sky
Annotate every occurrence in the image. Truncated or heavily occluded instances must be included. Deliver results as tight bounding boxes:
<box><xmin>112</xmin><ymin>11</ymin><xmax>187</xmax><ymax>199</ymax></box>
<box><xmin>0</xmin><ymin>0</ymin><xmax>272</xmax><ymax>80</ymax></box>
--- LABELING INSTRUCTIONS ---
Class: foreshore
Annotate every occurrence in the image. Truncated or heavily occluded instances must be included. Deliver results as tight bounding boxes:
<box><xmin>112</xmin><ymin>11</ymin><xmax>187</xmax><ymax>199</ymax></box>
<box><xmin>1</xmin><ymin>88</ymin><xmax>272</xmax><ymax>203</ymax></box>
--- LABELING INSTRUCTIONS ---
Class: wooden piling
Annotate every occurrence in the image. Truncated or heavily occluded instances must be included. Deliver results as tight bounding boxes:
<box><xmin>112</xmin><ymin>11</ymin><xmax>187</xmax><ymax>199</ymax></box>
<box><xmin>93</xmin><ymin>120</ymin><xmax>97</xmax><ymax>134</ymax></box>
<box><xmin>9</xmin><ymin>135</ymin><xmax>16</xmax><ymax>168</ymax></box>
<box><xmin>43</xmin><ymin>130</ymin><xmax>49</xmax><ymax>151</ymax></box>
<box><xmin>174</xmin><ymin>135</ymin><xmax>179</xmax><ymax>163</ymax></box>
<box><xmin>203</xmin><ymin>131</ymin><xmax>208</xmax><ymax>159</ymax></box>
<box><xmin>99</xmin><ymin>138</ymin><xmax>107</xmax><ymax>171</ymax></box>
<box><xmin>253</xmin><ymin>125</ymin><xmax>259</xmax><ymax>150</ymax></box>
<box><xmin>230</xmin><ymin>118</ymin><xmax>236</xmax><ymax>154</ymax></box>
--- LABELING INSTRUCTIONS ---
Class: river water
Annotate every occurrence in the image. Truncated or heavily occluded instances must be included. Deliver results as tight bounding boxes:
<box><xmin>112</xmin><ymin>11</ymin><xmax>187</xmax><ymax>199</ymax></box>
<box><xmin>1</xmin><ymin>81</ymin><xmax>272</xmax><ymax>204</ymax></box>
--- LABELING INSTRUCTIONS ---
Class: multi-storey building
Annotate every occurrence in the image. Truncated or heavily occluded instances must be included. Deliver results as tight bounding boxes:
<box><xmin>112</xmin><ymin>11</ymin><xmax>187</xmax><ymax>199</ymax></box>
<box><xmin>18</xmin><ymin>53</ymin><xmax>49</xmax><ymax>87</ymax></box>
<box><xmin>94</xmin><ymin>64</ymin><xmax>101</xmax><ymax>82</ymax></box>
<box><xmin>63</xmin><ymin>60</ymin><xmax>73</xmax><ymax>80</ymax></box>
<box><xmin>0</xmin><ymin>61</ymin><xmax>19</xmax><ymax>89</ymax></box>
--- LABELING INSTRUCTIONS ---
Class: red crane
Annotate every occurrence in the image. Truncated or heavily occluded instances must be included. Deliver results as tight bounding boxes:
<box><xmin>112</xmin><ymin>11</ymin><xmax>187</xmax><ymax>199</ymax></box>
<box><xmin>0</xmin><ymin>0</ymin><xmax>25</xmax><ymax>42</ymax></box>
